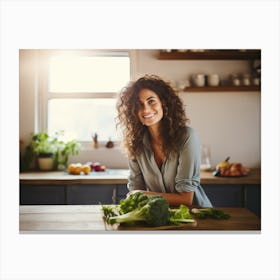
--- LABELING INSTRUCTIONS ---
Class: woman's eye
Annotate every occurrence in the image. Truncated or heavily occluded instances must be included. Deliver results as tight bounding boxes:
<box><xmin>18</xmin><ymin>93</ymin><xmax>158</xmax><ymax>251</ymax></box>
<box><xmin>148</xmin><ymin>99</ymin><xmax>155</xmax><ymax>104</ymax></box>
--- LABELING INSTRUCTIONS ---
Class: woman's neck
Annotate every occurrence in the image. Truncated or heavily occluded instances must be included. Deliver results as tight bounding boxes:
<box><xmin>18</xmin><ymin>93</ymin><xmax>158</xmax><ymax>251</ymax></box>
<box><xmin>148</xmin><ymin>125</ymin><xmax>163</xmax><ymax>145</ymax></box>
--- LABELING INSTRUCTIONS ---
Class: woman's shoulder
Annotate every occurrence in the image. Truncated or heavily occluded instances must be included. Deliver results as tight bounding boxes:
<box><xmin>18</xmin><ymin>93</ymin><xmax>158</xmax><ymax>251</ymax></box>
<box><xmin>177</xmin><ymin>126</ymin><xmax>199</xmax><ymax>146</ymax></box>
<box><xmin>180</xmin><ymin>125</ymin><xmax>197</xmax><ymax>138</ymax></box>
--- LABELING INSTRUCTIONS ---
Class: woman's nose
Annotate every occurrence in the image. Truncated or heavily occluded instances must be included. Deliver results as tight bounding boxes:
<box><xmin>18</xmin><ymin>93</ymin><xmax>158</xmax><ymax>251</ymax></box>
<box><xmin>142</xmin><ymin>103</ymin><xmax>150</xmax><ymax>112</ymax></box>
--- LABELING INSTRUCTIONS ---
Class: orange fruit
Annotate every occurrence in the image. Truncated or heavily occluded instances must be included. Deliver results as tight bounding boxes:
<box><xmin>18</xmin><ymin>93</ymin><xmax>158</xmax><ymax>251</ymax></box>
<box><xmin>82</xmin><ymin>164</ymin><xmax>91</xmax><ymax>175</ymax></box>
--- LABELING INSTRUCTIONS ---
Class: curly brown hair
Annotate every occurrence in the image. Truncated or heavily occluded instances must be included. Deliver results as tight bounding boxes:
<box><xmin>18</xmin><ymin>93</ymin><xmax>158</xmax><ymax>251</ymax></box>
<box><xmin>116</xmin><ymin>75</ymin><xmax>188</xmax><ymax>159</ymax></box>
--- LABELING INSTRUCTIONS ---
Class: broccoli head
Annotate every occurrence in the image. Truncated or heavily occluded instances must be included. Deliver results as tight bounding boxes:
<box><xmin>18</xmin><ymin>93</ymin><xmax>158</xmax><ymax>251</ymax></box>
<box><xmin>119</xmin><ymin>191</ymin><xmax>150</xmax><ymax>214</ymax></box>
<box><xmin>108</xmin><ymin>196</ymin><xmax>169</xmax><ymax>227</ymax></box>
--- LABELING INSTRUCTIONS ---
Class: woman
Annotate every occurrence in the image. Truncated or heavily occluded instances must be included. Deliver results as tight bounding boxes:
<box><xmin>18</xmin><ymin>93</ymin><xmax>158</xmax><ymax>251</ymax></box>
<box><xmin>116</xmin><ymin>75</ymin><xmax>212</xmax><ymax>207</ymax></box>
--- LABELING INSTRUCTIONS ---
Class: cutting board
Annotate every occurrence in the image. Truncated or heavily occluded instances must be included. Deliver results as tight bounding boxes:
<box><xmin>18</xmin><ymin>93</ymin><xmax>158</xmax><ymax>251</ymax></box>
<box><xmin>104</xmin><ymin>219</ymin><xmax>197</xmax><ymax>231</ymax></box>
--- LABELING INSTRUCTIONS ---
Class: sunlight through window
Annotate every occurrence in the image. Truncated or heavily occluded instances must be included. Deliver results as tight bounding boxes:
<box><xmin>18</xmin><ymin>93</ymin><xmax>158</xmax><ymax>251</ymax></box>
<box><xmin>47</xmin><ymin>52</ymin><xmax>130</xmax><ymax>141</ymax></box>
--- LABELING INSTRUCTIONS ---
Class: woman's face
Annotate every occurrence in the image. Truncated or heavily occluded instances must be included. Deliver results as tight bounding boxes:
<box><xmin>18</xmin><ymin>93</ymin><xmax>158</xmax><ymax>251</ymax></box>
<box><xmin>137</xmin><ymin>89</ymin><xmax>164</xmax><ymax>128</ymax></box>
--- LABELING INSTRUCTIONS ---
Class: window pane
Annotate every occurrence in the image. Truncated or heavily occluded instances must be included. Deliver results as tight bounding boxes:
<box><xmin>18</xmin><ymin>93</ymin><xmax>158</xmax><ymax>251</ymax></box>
<box><xmin>49</xmin><ymin>55</ymin><xmax>130</xmax><ymax>93</ymax></box>
<box><xmin>48</xmin><ymin>99</ymin><xmax>120</xmax><ymax>142</ymax></box>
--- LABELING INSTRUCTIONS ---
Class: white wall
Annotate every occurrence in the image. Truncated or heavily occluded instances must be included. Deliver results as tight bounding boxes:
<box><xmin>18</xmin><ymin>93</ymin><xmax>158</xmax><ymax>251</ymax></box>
<box><xmin>19</xmin><ymin>49</ymin><xmax>261</xmax><ymax>169</ymax></box>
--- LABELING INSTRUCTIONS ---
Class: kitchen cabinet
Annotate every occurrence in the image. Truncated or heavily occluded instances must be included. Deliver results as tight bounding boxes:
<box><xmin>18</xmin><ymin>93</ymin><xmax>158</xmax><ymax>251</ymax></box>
<box><xmin>244</xmin><ymin>184</ymin><xmax>261</xmax><ymax>217</ymax></box>
<box><xmin>67</xmin><ymin>185</ymin><xmax>115</xmax><ymax>205</ymax></box>
<box><xmin>203</xmin><ymin>185</ymin><xmax>243</xmax><ymax>207</ymax></box>
<box><xmin>20</xmin><ymin>185</ymin><xmax>66</xmax><ymax>205</ymax></box>
<box><xmin>202</xmin><ymin>184</ymin><xmax>260</xmax><ymax>217</ymax></box>
<box><xmin>115</xmin><ymin>184</ymin><xmax>129</xmax><ymax>203</ymax></box>
<box><xmin>20</xmin><ymin>183</ymin><xmax>129</xmax><ymax>205</ymax></box>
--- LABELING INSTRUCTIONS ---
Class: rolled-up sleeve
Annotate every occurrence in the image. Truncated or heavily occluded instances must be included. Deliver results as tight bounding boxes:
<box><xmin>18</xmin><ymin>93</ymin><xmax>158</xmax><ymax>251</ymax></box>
<box><xmin>127</xmin><ymin>159</ymin><xmax>146</xmax><ymax>191</ymax></box>
<box><xmin>175</xmin><ymin>127</ymin><xmax>201</xmax><ymax>193</ymax></box>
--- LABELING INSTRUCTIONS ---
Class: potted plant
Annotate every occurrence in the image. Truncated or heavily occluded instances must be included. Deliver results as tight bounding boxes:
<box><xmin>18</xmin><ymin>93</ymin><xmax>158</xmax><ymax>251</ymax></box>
<box><xmin>21</xmin><ymin>131</ymin><xmax>81</xmax><ymax>171</ymax></box>
<box><xmin>56</xmin><ymin>139</ymin><xmax>81</xmax><ymax>170</ymax></box>
<box><xmin>35</xmin><ymin>134</ymin><xmax>57</xmax><ymax>171</ymax></box>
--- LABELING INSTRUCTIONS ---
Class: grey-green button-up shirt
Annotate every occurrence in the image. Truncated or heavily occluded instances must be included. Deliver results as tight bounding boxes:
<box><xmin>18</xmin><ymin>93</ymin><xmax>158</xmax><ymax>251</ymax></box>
<box><xmin>127</xmin><ymin>126</ymin><xmax>212</xmax><ymax>207</ymax></box>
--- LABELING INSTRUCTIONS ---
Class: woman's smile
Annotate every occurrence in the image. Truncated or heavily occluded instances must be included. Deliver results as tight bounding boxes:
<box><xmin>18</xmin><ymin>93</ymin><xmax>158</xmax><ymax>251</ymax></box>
<box><xmin>142</xmin><ymin>112</ymin><xmax>156</xmax><ymax>119</ymax></box>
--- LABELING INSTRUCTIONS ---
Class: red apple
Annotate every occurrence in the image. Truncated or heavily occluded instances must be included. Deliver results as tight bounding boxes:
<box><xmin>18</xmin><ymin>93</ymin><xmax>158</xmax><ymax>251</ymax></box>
<box><xmin>99</xmin><ymin>165</ymin><xmax>106</xmax><ymax>171</ymax></box>
<box><xmin>86</xmin><ymin>161</ymin><xmax>95</xmax><ymax>171</ymax></box>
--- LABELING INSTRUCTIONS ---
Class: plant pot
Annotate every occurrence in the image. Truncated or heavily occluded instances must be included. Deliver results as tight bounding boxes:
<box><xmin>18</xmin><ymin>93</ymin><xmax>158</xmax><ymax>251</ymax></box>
<box><xmin>38</xmin><ymin>154</ymin><xmax>54</xmax><ymax>171</ymax></box>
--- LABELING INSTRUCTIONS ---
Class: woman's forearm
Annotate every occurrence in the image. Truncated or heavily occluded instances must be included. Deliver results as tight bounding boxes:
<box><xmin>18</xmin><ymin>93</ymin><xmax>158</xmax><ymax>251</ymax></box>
<box><xmin>141</xmin><ymin>191</ymin><xmax>194</xmax><ymax>207</ymax></box>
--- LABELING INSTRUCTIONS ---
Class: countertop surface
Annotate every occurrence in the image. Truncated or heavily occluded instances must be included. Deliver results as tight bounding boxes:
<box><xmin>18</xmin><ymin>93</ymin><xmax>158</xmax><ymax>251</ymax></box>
<box><xmin>20</xmin><ymin>205</ymin><xmax>261</xmax><ymax>232</ymax></box>
<box><xmin>20</xmin><ymin>168</ymin><xmax>261</xmax><ymax>185</ymax></box>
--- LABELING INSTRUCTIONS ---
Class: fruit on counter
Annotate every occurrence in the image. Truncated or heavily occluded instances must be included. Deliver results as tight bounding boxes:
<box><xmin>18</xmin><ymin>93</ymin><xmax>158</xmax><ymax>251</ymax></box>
<box><xmin>68</xmin><ymin>163</ymin><xmax>91</xmax><ymax>175</ymax></box>
<box><xmin>86</xmin><ymin>161</ymin><xmax>106</xmax><ymax>172</ymax></box>
<box><xmin>214</xmin><ymin>157</ymin><xmax>250</xmax><ymax>177</ymax></box>
<box><xmin>82</xmin><ymin>164</ymin><xmax>91</xmax><ymax>175</ymax></box>
<box><xmin>215</xmin><ymin>156</ymin><xmax>231</xmax><ymax>170</ymax></box>
<box><xmin>92</xmin><ymin>162</ymin><xmax>106</xmax><ymax>172</ymax></box>
<box><xmin>86</xmin><ymin>161</ymin><xmax>95</xmax><ymax>171</ymax></box>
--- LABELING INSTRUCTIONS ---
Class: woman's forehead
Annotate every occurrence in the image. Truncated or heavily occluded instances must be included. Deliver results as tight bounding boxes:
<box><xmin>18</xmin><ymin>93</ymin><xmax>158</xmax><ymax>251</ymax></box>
<box><xmin>138</xmin><ymin>88</ymin><xmax>159</xmax><ymax>101</ymax></box>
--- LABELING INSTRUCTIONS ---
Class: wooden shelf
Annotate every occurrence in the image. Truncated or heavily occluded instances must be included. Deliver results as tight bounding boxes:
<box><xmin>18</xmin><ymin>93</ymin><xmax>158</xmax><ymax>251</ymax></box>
<box><xmin>181</xmin><ymin>85</ymin><xmax>260</xmax><ymax>92</ymax></box>
<box><xmin>158</xmin><ymin>50</ymin><xmax>261</xmax><ymax>60</ymax></box>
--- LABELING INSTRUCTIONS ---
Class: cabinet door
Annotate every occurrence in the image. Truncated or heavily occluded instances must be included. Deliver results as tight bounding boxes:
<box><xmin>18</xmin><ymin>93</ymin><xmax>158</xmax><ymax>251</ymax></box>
<box><xmin>202</xmin><ymin>185</ymin><xmax>243</xmax><ymax>207</ymax></box>
<box><xmin>20</xmin><ymin>185</ymin><xmax>65</xmax><ymax>205</ymax></box>
<box><xmin>67</xmin><ymin>185</ymin><xmax>115</xmax><ymax>205</ymax></box>
<box><xmin>245</xmin><ymin>185</ymin><xmax>261</xmax><ymax>217</ymax></box>
<box><xmin>116</xmin><ymin>184</ymin><xmax>129</xmax><ymax>203</ymax></box>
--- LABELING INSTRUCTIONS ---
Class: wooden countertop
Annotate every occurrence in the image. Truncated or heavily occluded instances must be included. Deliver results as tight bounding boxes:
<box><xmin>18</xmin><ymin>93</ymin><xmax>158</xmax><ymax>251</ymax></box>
<box><xmin>20</xmin><ymin>168</ymin><xmax>261</xmax><ymax>185</ymax></box>
<box><xmin>19</xmin><ymin>205</ymin><xmax>261</xmax><ymax>232</ymax></box>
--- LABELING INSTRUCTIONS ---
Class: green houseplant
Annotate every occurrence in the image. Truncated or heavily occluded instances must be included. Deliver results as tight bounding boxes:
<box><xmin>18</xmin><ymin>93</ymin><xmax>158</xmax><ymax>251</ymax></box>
<box><xmin>21</xmin><ymin>131</ymin><xmax>81</xmax><ymax>171</ymax></box>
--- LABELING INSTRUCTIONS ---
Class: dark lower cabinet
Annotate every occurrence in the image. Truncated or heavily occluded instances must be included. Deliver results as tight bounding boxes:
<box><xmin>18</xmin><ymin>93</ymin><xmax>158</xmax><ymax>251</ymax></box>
<box><xmin>202</xmin><ymin>184</ymin><xmax>261</xmax><ymax>217</ymax></box>
<box><xmin>66</xmin><ymin>185</ymin><xmax>115</xmax><ymax>205</ymax></box>
<box><xmin>245</xmin><ymin>185</ymin><xmax>261</xmax><ymax>217</ymax></box>
<box><xmin>202</xmin><ymin>185</ymin><xmax>243</xmax><ymax>207</ymax></box>
<box><xmin>20</xmin><ymin>183</ymin><xmax>260</xmax><ymax>217</ymax></box>
<box><xmin>116</xmin><ymin>184</ymin><xmax>129</xmax><ymax>203</ymax></box>
<box><xmin>20</xmin><ymin>185</ymin><xmax>65</xmax><ymax>205</ymax></box>
<box><xmin>20</xmin><ymin>184</ymin><xmax>117</xmax><ymax>205</ymax></box>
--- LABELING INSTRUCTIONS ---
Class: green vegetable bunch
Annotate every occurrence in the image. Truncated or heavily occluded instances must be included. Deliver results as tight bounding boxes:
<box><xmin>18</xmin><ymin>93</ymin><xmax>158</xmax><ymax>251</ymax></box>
<box><xmin>102</xmin><ymin>192</ymin><xmax>196</xmax><ymax>227</ymax></box>
<box><xmin>119</xmin><ymin>191</ymin><xmax>151</xmax><ymax>214</ymax></box>
<box><xmin>168</xmin><ymin>205</ymin><xmax>195</xmax><ymax>225</ymax></box>
<box><xmin>109</xmin><ymin>195</ymin><xmax>169</xmax><ymax>227</ymax></box>
<box><xmin>191</xmin><ymin>208</ymin><xmax>230</xmax><ymax>220</ymax></box>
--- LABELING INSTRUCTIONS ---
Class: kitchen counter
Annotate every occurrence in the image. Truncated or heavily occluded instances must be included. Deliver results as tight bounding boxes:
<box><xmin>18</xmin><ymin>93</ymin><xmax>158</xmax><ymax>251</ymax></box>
<box><xmin>20</xmin><ymin>169</ymin><xmax>130</xmax><ymax>185</ymax></box>
<box><xmin>19</xmin><ymin>205</ymin><xmax>261</xmax><ymax>232</ymax></box>
<box><xmin>20</xmin><ymin>168</ymin><xmax>261</xmax><ymax>185</ymax></box>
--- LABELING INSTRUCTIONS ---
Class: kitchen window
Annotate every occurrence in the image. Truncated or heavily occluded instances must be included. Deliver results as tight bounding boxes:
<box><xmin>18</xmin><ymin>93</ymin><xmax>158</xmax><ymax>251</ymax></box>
<box><xmin>40</xmin><ymin>50</ymin><xmax>131</xmax><ymax>143</ymax></box>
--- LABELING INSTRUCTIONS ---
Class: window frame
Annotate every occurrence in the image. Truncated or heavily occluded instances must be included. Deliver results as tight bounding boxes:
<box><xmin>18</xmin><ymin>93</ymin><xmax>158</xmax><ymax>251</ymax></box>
<box><xmin>36</xmin><ymin>49</ymin><xmax>138</xmax><ymax>146</ymax></box>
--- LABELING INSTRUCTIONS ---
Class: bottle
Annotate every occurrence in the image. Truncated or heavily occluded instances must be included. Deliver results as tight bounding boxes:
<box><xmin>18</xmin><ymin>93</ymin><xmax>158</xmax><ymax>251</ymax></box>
<box><xmin>200</xmin><ymin>145</ymin><xmax>212</xmax><ymax>171</ymax></box>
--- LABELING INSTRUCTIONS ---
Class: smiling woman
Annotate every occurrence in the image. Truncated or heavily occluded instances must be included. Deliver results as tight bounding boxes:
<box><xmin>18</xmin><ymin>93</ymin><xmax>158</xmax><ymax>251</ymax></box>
<box><xmin>116</xmin><ymin>75</ymin><xmax>212</xmax><ymax>207</ymax></box>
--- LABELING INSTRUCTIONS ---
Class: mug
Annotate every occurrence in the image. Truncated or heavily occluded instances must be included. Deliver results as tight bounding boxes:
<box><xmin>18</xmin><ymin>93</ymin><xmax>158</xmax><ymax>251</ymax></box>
<box><xmin>192</xmin><ymin>74</ymin><xmax>205</xmax><ymax>87</ymax></box>
<box><xmin>207</xmin><ymin>74</ymin><xmax>220</xmax><ymax>86</ymax></box>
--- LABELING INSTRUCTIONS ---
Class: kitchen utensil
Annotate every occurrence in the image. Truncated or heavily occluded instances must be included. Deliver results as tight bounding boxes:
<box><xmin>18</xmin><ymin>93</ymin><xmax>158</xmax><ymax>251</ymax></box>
<box><xmin>192</xmin><ymin>74</ymin><xmax>205</xmax><ymax>87</ymax></box>
<box><xmin>207</xmin><ymin>74</ymin><xmax>220</xmax><ymax>86</ymax></box>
